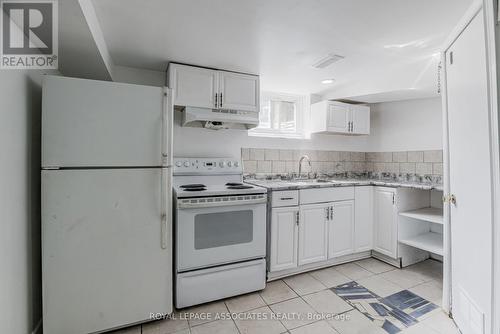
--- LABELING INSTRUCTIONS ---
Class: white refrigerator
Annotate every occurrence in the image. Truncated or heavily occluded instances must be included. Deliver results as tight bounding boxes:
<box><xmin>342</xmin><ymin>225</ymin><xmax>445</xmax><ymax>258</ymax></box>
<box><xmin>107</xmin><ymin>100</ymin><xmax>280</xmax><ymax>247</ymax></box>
<box><xmin>41</xmin><ymin>76</ymin><xmax>173</xmax><ymax>334</ymax></box>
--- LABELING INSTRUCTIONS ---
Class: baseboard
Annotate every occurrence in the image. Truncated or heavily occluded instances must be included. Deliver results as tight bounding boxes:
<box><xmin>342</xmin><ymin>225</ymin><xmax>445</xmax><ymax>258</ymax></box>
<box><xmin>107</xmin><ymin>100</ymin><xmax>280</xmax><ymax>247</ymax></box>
<box><xmin>32</xmin><ymin>318</ymin><xmax>42</xmax><ymax>334</ymax></box>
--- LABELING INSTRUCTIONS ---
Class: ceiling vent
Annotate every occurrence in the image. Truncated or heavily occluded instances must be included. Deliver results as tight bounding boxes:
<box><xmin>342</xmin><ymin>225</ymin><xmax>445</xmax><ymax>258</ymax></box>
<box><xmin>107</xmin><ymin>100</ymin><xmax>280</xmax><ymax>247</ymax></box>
<box><xmin>312</xmin><ymin>54</ymin><xmax>345</xmax><ymax>69</ymax></box>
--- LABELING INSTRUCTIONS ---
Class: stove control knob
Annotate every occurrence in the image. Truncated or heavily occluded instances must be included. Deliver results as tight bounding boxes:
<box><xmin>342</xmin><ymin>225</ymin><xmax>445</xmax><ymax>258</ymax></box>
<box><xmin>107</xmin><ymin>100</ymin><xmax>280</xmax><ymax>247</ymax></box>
<box><xmin>175</xmin><ymin>161</ymin><xmax>182</xmax><ymax>167</ymax></box>
<box><xmin>219</xmin><ymin>161</ymin><xmax>225</xmax><ymax>168</ymax></box>
<box><xmin>234</xmin><ymin>161</ymin><xmax>240</xmax><ymax>167</ymax></box>
<box><xmin>183</xmin><ymin>161</ymin><xmax>190</xmax><ymax>167</ymax></box>
<box><xmin>227</xmin><ymin>161</ymin><xmax>233</xmax><ymax>167</ymax></box>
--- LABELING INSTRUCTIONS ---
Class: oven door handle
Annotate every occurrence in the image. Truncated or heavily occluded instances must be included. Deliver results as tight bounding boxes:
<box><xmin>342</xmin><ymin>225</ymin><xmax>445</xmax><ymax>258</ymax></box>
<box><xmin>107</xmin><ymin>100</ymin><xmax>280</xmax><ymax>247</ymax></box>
<box><xmin>178</xmin><ymin>196</ymin><xmax>267</xmax><ymax>209</ymax></box>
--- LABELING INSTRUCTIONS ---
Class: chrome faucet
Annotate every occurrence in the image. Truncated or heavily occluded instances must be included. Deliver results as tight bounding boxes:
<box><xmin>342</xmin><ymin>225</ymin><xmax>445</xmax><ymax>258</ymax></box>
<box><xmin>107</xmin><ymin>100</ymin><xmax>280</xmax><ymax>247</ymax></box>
<box><xmin>298</xmin><ymin>155</ymin><xmax>311</xmax><ymax>177</ymax></box>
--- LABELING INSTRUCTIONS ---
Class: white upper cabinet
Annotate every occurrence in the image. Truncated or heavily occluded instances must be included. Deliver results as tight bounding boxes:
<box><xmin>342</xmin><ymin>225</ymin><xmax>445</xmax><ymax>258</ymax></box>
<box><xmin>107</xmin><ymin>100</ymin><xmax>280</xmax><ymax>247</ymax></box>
<box><xmin>168</xmin><ymin>63</ymin><xmax>259</xmax><ymax>112</ymax></box>
<box><xmin>298</xmin><ymin>203</ymin><xmax>329</xmax><ymax>266</ymax></box>
<box><xmin>373</xmin><ymin>187</ymin><xmax>398</xmax><ymax>259</ymax></box>
<box><xmin>310</xmin><ymin>101</ymin><xmax>370</xmax><ymax>135</ymax></box>
<box><xmin>168</xmin><ymin>64</ymin><xmax>218</xmax><ymax>109</ymax></box>
<box><xmin>219</xmin><ymin>72</ymin><xmax>259</xmax><ymax>112</ymax></box>
<box><xmin>351</xmin><ymin>105</ymin><xmax>370</xmax><ymax>135</ymax></box>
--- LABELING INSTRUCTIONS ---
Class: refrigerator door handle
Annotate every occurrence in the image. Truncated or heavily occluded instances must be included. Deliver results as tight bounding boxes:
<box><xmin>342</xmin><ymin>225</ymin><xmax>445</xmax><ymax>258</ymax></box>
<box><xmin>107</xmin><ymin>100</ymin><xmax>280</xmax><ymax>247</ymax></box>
<box><xmin>161</xmin><ymin>87</ymin><xmax>174</xmax><ymax>167</ymax></box>
<box><xmin>160</xmin><ymin>166</ymin><xmax>171</xmax><ymax>249</ymax></box>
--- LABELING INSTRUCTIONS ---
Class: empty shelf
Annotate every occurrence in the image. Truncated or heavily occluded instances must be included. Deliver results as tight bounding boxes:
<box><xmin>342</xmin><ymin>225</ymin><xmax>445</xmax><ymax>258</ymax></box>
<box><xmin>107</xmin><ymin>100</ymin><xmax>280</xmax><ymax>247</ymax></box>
<box><xmin>399</xmin><ymin>232</ymin><xmax>443</xmax><ymax>256</ymax></box>
<box><xmin>399</xmin><ymin>207</ymin><xmax>443</xmax><ymax>225</ymax></box>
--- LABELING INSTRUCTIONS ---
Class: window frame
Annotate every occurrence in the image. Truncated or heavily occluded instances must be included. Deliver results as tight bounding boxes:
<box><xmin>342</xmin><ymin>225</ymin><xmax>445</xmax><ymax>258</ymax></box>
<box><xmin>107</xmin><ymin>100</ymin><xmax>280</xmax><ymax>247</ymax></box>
<box><xmin>249</xmin><ymin>91</ymin><xmax>307</xmax><ymax>139</ymax></box>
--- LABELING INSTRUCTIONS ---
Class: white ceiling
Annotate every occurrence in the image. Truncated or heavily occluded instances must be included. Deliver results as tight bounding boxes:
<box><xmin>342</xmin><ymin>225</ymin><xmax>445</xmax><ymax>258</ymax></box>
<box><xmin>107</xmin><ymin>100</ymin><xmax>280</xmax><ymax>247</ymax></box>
<box><xmin>90</xmin><ymin>0</ymin><xmax>473</xmax><ymax>101</ymax></box>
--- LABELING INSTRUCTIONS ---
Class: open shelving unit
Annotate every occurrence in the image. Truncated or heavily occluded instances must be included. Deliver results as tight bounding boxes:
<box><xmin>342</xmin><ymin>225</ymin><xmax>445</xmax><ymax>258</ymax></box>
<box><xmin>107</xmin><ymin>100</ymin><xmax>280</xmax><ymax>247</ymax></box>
<box><xmin>397</xmin><ymin>188</ymin><xmax>444</xmax><ymax>266</ymax></box>
<box><xmin>399</xmin><ymin>231</ymin><xmax>443</xmax><ymax>256</ymax></box>
<box><xmin>399</xmin><ymin>207</ymin><xmax>443</xmax><ymax>225</ymax></box>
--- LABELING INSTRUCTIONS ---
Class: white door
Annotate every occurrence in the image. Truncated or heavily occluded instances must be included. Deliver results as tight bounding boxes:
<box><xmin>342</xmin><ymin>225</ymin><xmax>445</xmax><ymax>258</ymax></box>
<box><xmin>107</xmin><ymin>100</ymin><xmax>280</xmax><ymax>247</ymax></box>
<box><xmin>446</xmin><ymin>11</ymin><xmax>492</xmax><ymax>334</ymax></box>
<box><xmin>42</xmin><ymin>76</ymin><xmax>164</xmax><ymax>167</ymax></box>
<box><xmin>169</xmin><ymin>64</ymin><xmax>218</xmax><ymax>109</ymax></box>
<box><xmin>329</xmin><ymin>200</ymin><xmax>355</xmax><ymax>258</ymax></box>
<box><xmin>351</xmin><ymin>105</ymin><xmax>370</xmax><ymax>135</ymax></box>
<box><xmin>373</xmin><ymin>187</ymin><xmax>397</xmax><ymax>258</ymax></box>
<box><xmin>298</xmin><ymin>203</ymin><xmax>329</xmax><ymax>266</ymax></box>
<box><xmin>219</xmin><ymin>71</ymin><xmax>259</xmax><ymax>112</ymax></box>
<box><xmin>270</xmin><ymin>207</ymin><xmax>299</xmax><ymax>272</ymax></box>
<box><xmin>42</xmin><ymin>169</ymin><xmax>171</xmax><ymax>334</ymax></box>
<box><xmin>354</xmin><ymin>186</ymin><xmax>373</xmax><ymax>252</ymax></box>
<box><xmin>326</xmin><ymin>103</ymin><xmax>350</xmax><ymax>133</ymax></box>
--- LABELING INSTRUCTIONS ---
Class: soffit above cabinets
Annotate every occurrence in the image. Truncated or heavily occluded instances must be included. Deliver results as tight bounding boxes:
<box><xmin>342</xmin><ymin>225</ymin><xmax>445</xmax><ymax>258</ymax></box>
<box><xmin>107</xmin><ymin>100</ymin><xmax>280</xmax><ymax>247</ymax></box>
<box><xmin>90</xmin><ymin>0</ymin><xmax>473</xmax><ymax>101</ymax></box>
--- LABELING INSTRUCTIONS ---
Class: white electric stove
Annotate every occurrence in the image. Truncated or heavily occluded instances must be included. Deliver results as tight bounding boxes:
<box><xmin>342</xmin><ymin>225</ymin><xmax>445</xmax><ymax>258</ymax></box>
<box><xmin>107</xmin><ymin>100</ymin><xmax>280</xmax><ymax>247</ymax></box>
<box><xmin>173</xmin><ymin>157</ymin><xmax>267</xmax><ymax>308</ymax></box>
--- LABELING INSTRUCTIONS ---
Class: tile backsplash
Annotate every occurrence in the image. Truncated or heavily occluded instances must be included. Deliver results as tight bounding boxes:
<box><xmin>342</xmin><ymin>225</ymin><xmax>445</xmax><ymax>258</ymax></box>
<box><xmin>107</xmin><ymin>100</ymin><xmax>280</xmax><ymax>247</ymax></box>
<box><xmin>242</xmin><ymin>148</ymin><xmax>443</xmax><ymax>177</ymax></box>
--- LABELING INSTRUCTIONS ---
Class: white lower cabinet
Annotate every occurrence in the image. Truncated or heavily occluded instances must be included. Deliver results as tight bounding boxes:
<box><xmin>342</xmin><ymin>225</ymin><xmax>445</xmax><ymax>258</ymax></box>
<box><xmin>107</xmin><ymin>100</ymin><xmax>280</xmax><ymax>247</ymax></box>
<box><xmin>328</xmin><ymin>200</ymin><xmax>355</xmax><ymax>258</ymax></box>
<box><xmin>270</xmin><ymin>206</ymin><xmax>299</xmax><ymax>272</ymax></box>
<box><xmin>298</xmin><ymin>203</ymin><xmax>329</xmax><ymax>266</ymax></box>
<box><xmin>373</xmin><ymin>187</ymin><xmax>398</xmax><ymax>258</ymax></box>
<box><xmin>354</xmin><ymin>186</ymin><xmax>373</xmax><ymax>252</ymax></box>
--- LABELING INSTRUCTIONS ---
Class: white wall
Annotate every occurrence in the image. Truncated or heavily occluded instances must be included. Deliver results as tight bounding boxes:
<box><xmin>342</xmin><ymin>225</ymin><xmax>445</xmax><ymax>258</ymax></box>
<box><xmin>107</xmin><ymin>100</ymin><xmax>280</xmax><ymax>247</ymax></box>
<box><xmin>0</xmin><ymin>70</ymin><xmax>56</xmax><ymax>334</ymax></box>
<box><xmin>113</xmin><ymin>66</ymin><xmax>443</xmax><ymax>158</ymax></box>
<box><xmin>367</xmin><ymin>97</ymin><xmax>443</xmax><ymax>152</ymax></box>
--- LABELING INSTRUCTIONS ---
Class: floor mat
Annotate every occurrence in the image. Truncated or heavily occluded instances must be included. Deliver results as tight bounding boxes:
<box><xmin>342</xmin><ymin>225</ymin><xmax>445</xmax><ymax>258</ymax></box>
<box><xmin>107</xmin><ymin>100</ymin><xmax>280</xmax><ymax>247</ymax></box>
<box><xmin>333</xmin><ymin>281</ymin><xmax>438</xmax><ymax>334</ymax></box>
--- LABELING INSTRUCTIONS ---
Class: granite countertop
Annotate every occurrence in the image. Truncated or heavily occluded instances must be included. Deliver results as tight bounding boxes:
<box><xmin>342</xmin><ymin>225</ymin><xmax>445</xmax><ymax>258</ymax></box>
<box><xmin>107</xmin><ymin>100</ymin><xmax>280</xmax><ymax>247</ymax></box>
<box><xmin>245</xmin><ymin>178</ymin><xmax>443</xmax><ymax>191</ymax></box>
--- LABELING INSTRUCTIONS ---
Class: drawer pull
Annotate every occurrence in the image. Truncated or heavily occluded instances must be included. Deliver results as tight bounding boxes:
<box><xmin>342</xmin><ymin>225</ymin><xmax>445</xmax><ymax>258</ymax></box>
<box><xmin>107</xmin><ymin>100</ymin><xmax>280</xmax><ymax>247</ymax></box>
<box><xmin>280</xmin><ymin>197</ymin><xmax>294</xmax><ymax>200</ymax></box>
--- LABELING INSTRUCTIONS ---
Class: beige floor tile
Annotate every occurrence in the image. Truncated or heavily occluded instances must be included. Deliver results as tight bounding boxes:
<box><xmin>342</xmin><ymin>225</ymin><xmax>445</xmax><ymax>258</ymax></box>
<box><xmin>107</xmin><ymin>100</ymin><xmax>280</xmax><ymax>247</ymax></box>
<box><xmin>309</xmin><ymin>267</ymin><xmax>352</xmax><ymax>288</ymax></box>
<box><xmin>422</xmin><ymin>311</ymin><xmax>460</xmax><ymax>334</ymax></box>
<box><xmin>401</xmin><ymin>322</ymin><xmax>438</xmax><ymax>333</ymax></box>
<box><xmin>379</xmin><ymin>269</ymin><xmax>427</xmax><ymax>289</ymax></box>
<box><xmin>302</xmin><ymin>289</ymin><xmax>352</xmax><ymax>315</ymax></box>
<box><xmin>290</xmin><ymin>320</ymin><xmax>339</xmax><ymax>334</ymax></box>
<box><xmin>225</xmin><ymin>292</ymin><xmax>266</xmax><ymax>313</ymax></box>
<box><xmin>182</xmin><ymin>301</ymin><xmax>228</xmax><ymax>327</ymax></box>
<box><xmin>233</xmin><ymin>306</ymin><xmax>286</xmax><ymax>334</ymax></box>
<box><xmin>357</xmin><ymin>274</ymin><xmax>403</xmax><ymax>297</ymax></box>
<box><xmin>109</xmin><ymin>325</ymin><xmax>141</xmax><ymax>334</ymax></box>
<box><xmin>142</xmin><ymin>313</ymin><xmax>189</xmax><ymax>334</ymax></box>
<box><xmin>405</xmin><ymin>260</ymin><xmax>443</xmax><ymax>282</ymax></box>
<box><xmin>269</xmin><ymin>297</ymin><xmax>318</xmax><ymax>330</ymax></box>
<box><xmin>355</xmin><ymin>258</ymin><xmax>396</xmax><ymax>274</ymax></box>
<box><xmin>409</xmin><ymin>280</ymin><xmax>443</xmax><ymax>306</ymax></box>
<box><xmin>260</xmin><ymin>280</ymin><xmax>298</xmax><ymax>305</ymax></box>
<box><xmin>190</xmin><ymin>319</ymin><xmax>238</xmax><ymax>334</ymax></box>
<box><xmin>334</xmin><ymin>263</ymin><xmax>373</xmax><ymax>280</ymax></box>
<box><xmin>328</xmin><ymin>309</ymin><xmax>386</xmax><ymax>334</ymax></box>
<box><xmin>283</xmin><ymin>273</ymin><xmax>327</xmax><ymax>296</ymax></box>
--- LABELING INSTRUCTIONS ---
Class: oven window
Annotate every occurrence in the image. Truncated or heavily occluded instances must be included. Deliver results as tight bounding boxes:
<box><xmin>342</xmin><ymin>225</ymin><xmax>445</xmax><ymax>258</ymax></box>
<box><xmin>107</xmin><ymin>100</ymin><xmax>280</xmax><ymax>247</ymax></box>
<box><xmin>194</xmin><ymin>210</ymin><xmax>253</xmax><ymax>249</ymax></box>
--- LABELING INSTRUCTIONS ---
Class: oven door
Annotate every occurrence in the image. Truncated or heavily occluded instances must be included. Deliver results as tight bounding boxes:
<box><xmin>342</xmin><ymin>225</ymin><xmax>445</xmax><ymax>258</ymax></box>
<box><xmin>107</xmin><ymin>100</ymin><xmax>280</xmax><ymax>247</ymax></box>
<box><xmin>176</xmin><ymin>195</ymin><xmax>266</xmax><ymax>272</ymax></box>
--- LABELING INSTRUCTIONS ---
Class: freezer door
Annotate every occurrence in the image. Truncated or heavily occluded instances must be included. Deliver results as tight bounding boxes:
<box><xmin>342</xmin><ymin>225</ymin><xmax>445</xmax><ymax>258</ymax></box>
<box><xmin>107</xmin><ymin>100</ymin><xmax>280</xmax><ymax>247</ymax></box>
<box><xmin>42</xmin><ymin>169</ymin><xmax>172</xmax><ymax>334</ymax></box>
<box><xmin>42</xmin><ymin>76</ymin><xmax>169</xmax><ymax>167</ymax></box>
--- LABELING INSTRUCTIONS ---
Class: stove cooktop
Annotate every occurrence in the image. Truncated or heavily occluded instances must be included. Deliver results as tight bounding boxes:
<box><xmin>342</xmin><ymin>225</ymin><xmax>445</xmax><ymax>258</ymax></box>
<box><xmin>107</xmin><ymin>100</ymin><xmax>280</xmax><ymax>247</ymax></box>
<box><xmin>174</xmin><ymin>183</ymin><xmax>266</xmax><ymax>198</ymax></box>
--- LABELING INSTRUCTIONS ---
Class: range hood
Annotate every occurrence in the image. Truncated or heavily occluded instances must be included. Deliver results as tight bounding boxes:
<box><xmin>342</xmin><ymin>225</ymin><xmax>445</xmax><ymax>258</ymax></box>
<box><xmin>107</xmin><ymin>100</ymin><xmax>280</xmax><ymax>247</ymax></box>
<box><xmin>182</xmin><ymin>107</ymin><xmax>259</xmax><ymax>130</ymax></box>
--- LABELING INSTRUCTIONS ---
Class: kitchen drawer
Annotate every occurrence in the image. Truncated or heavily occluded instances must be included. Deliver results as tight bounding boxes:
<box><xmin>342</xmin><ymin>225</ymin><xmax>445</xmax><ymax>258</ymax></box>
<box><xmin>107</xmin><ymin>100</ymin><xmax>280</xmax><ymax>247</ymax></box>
<box><xmin>271</xmin><ymin>190</ymin><xmax>299</xmax><ymax>207</ymax></box>
<box><xmin>300</xmin><ymin>187</ymin><xmax>354</xmax><ymax>204</ymax></box>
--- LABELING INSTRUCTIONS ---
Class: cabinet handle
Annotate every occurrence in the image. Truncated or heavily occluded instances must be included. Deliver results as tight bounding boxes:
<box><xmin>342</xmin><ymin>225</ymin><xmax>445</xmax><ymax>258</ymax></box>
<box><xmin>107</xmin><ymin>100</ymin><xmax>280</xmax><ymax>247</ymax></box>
<box><xmin>325</xmin><ymin>207</ymin><xmax>329</xmax><ymax>220</ymax></box>
<box><xmin>280</xmin><ymin>197</ymin><xmax>294</xmax><ymax>200</ymax></box>
<box><xmin>330</xmin><ymin>206</ymin><xmax>333</xmax><ymax>220</ymax></box>
<box><xmin>392</xmin><ymin>193</ymin><xmax>395</xmax><ymax>205</ymax></box>
<box><xmin>219</xmin><ymin>93</ymin><xmax>223</xmax><ymax>108</ymax></box>
<box><xmin>296</xmin><ymin>211</ymin><xmax>299</xmax><ymax>226</ymax></box>
<box><xmin>215</xmin><ymin>93</ymin><xmax>218</xmax><ymax>108</ymax></box>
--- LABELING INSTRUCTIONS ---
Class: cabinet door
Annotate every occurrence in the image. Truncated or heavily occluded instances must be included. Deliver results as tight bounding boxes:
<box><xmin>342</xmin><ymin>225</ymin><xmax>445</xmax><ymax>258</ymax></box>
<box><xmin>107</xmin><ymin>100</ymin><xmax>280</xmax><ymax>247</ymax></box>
<box><xmin>329</xmin><ymin>200</ymin><xmax>355</xmax><ymax>258</ymax></box>
<box><xmin>373</xmin><ymin>187</ymin><xmax>397</xmax><ymax>258</ymax></box>
<box><xmin>168</xmin><ymin>64</ymin><xmax>218</xmax><ymax>109</ymax></box>
<box><xmin>351</xmin><ymin>105</ymin><xmax>370</xmax><ymax>135</ymax></box>
<box><xmin>270</xmin><ymin>207</ymin><xmax>299</xmax><ymax>272</ymax></box>
<box><xmin>326</xmin><ymin>103</ymin><xmax>350</xmax><ymax>133</ymax></box>
<box><xmin>298</xmin><ymin>203</ymin><xmax>329</xmax><ymax>266</ymax></box>
<box><xmin>354</xmin><ymin>186</ymin><xmax>373</xmax><ymax>252</ymax></box>
<box><xmin>219</xmin><ymin>71</ymin><xmax>259</xmax><ymax>112</ymax></box>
